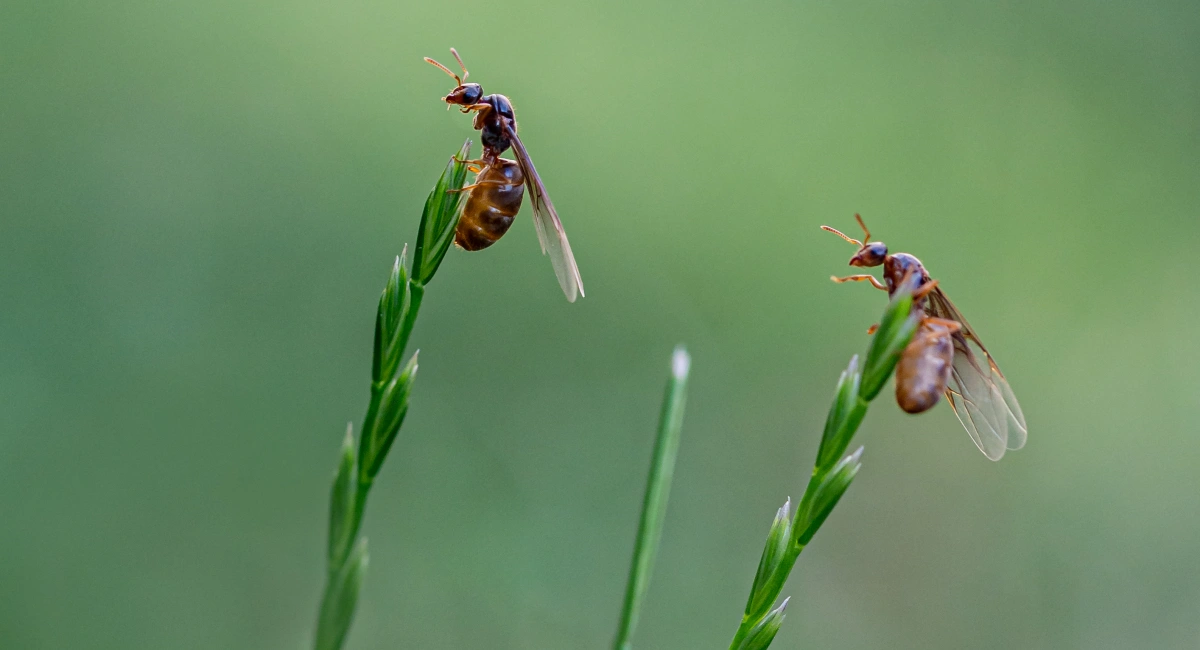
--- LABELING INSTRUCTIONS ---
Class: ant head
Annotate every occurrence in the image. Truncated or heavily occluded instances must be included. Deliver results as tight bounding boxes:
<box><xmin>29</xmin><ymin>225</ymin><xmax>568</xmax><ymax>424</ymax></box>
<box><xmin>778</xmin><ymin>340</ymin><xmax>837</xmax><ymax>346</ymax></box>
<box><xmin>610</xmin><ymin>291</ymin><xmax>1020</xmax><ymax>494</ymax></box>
<box><xmin>849</xmin><ymin>241</ymin><xmax>888</xmax><ymax>267</ymax></box>
<box><xmin>443</xmin><ymin>82</ymin><xmax>483</xmax><ymax>106</ymax></box>
<box><xmin>821</xmin><ymin>214</ymin><xmax>889</xmax><ymax>267</ymax></box>
<box><xmin>424</xmin><ymin>48</ymin><xmax>482</xmax><ymax>107</ymax></box>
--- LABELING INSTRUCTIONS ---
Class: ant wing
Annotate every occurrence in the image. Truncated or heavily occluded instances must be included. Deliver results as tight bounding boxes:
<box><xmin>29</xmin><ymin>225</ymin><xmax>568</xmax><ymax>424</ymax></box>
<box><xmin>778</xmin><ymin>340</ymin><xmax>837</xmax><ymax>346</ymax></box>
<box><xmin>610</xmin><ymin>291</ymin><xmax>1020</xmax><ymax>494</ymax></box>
<box><xmin>505</xmin><ymin>124</ymin><xmax>585</xmax><ymax>303</ymax></box>
<box><xmin>926</xmin><ymin>287</ymin><xmax>1027</xmax><ymax>460</ymax></box>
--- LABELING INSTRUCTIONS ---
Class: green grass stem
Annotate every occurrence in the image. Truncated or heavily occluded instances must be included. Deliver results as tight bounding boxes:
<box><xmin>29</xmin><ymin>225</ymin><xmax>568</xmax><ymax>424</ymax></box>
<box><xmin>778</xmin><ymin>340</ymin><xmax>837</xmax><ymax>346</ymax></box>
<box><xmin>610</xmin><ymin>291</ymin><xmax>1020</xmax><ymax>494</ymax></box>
<box><xmin>612</xmin><ymin>345</ymin><xmax>691</xmax><ymax>650</ymax></box>
<box><xmin>312</xmin><ymin>140</ymin><xmax>471</xmax><ymax>650</ymax></box>
<box><xmin>727</xmin><ymin>283</ymin><xmax>921</xmax><ymax>650</ymax></box>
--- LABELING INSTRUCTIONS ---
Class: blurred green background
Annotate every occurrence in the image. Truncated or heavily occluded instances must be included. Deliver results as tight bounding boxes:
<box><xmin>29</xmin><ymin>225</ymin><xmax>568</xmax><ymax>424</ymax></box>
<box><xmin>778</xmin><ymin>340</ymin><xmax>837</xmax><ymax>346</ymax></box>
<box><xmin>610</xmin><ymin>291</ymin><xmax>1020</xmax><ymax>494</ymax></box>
<box><xmin>2</xmin><ymin>0</ymin><xmax>1198</xmax><ymax>648</ymax></box>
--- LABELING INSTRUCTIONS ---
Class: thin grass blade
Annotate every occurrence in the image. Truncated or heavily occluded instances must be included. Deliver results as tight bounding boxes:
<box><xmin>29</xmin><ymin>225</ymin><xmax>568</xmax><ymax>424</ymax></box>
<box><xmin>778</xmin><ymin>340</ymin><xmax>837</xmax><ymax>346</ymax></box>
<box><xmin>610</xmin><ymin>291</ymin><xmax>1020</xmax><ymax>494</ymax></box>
<box><xmin>612</xmin><ymin>345</ymin><xmax>691</xmax><ymax>650</ymax></box>
<box><xmin>327</xmin><ymin>424</ymin><xmax>357</xmax><ymax>566</ymax></box>
<box><xmin>314</xmin><ymin>539</ymin><xmax>369</xmax><ymax>650</ymax></box>
<box><xmin>413</xmin><ymin>139</ymin><xmax>471</xmax><ymax>284</ymax></box>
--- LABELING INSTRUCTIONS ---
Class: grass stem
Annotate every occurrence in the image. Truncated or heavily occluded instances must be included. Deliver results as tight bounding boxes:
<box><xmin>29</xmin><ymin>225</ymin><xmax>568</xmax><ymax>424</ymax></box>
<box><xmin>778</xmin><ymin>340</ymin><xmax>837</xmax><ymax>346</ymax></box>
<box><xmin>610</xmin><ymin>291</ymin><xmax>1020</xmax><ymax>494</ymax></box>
<box><xmin>312</xmin><ymin>140</ymin><xmax>471</xmax><ymax>650</ymax></box>
<box><xmin>727</xmin><ymin>284</ymin><xmax>921</xmax><ymax>650</ymax></box>
<box><xmin>612</xmin><ymin>345</ymin><xmax>691</xmax><ymax>650</ymax></box>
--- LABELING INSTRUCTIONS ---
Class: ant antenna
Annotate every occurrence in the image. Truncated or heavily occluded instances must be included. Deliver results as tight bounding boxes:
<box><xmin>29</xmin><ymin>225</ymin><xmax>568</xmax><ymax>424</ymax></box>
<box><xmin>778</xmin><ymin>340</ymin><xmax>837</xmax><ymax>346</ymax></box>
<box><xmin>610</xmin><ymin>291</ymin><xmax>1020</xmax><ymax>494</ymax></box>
<box><xmin>854</xmin><ymin>213</ymin><xmax>872</xmax><ymax>244</ymax></box>
<box><xmin>424</xmin><ymin>55</ymin><xmax>462</xmax><ymax>86</ymax></box>
<box><xmin>820</xmin><ymin>225</ymin><xmax>863</xmax><ymax>248</ymax></box>
<box><xmin>450</xmin><ymin>47</ymin><xmax>470</xmax><ymax>83</ymax></box>
<box><xmin>821</xmin><ymin>213</ymin><xmax>875</xmax><ymax>248</ymax></box>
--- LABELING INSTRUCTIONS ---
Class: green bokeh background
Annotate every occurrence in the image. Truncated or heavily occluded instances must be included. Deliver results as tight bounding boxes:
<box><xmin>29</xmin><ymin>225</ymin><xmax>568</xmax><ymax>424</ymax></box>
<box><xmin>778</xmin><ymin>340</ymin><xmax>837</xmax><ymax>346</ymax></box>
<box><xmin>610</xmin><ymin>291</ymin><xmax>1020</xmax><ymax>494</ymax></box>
<box><xmin>2</xmin><ymin>1</ymin><xmax>1198</xmax><ymax>648</ymax></box>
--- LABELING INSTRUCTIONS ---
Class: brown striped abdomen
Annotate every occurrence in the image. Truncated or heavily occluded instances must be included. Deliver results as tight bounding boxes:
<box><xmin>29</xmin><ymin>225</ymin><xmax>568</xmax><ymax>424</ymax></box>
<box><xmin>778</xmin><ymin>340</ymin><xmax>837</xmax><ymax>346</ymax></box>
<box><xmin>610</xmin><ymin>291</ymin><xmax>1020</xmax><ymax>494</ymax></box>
<box><xmin>455</xmin><ymin>159</ymin><xmax>524</xmax><ymax>251</ymax></box>
<box><xmin>895</xmin><ymin>320</ymin><xmax>954</xmax><ymax>414</ymax></box>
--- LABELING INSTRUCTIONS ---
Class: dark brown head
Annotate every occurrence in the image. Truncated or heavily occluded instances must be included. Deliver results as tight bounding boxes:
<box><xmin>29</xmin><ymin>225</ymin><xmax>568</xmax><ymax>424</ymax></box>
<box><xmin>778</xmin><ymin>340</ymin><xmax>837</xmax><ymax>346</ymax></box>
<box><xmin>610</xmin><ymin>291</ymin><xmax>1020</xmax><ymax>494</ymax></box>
<box><xmin>424</xmin><ymin>48</ymin><xmax>482</xmax><ymax>108</ymax></box>
<box><xmin>849</xmin><ymin>241</ymin><xmax>888</xmax><ymax>267</ymax></box>
<box><xmin>822</xmin><ymin>214</ymin><xmax>890</xmax><ymax>267</ymax></box>
<box><xmin>442</xmin><ymin>82</ymin><xmax>483</xmax><ymax>107</ymax></box>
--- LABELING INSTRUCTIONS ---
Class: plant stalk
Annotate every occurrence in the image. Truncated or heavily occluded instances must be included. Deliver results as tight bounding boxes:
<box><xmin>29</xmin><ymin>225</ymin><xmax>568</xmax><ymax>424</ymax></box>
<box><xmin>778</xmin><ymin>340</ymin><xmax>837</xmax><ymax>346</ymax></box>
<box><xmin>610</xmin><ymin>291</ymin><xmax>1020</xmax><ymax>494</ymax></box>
<box><xmin>613</xmin><ymin>346</ymin><xmax>691</xmax><ymax>650</ymax></box>
<box><xmin>312</xmin><ymin>142</ymin><xmax>470</xmax><ymax>650</ymax></box>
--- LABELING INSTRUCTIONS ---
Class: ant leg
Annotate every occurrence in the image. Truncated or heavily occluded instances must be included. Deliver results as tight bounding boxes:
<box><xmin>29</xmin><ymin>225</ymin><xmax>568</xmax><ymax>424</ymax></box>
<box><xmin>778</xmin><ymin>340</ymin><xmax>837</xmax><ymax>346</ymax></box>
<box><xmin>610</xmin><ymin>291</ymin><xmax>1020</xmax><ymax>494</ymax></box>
<box><xmin>447</xmin><ymin>179</ymin><xmax>509</xmax><ymax>193</ymax></box>
<box><xmin>452</xmin><ymin>157</ymin><xmax>489</xmax><ymax>173</ymax></box>
<box><xmin>922</xmin><ymin>316</ymin><xmax>962</xmax><ymax>334</ymax></box>
<box><xmin>911</xmin><ymin>279</ymin><xmax>939</xmax><ymax>301</ymax></box>
<box><xmin>830</xmin><ymin>274</ymin><xmax>887</xmax><ymax>291</ymax></box>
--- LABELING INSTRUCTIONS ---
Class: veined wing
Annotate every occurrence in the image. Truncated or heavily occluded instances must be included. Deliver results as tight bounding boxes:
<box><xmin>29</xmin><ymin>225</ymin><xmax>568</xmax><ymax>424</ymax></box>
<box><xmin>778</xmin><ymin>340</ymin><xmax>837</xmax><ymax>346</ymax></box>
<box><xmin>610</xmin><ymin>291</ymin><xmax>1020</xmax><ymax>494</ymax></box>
<box><xmin>926</xmin><ymin>287</ymin><xmax>1027</xmax><ymax>460</ymax></box>
<box><xmin>505</xmin><ymin>124</ymin><xmax>585</xmax><ymax>303</ymax></box>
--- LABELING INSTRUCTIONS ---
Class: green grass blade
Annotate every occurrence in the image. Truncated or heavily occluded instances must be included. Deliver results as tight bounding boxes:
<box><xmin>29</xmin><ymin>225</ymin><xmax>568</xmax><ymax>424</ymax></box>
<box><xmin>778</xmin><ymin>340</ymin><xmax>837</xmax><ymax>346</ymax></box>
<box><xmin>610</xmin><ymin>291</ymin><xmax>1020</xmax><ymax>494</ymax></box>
<box><xmin>313</xmin><ymin>142</ymin><xmax>472</xmax><ymax>650</ymax></box>
<box><xmin>728</xmin><ymin>281</ymin><xmax>921</xmax><ymax>650</ymax></box>
<box><xmin>736</xmin><ymin>597</ymin><xmax>789</xmax><ymax>650</ymax></box>
<box><xmin>314</xmin><ymin>539</ymin><xmax>369</xmax><ymax>650</ymax></box>
<box><xmin>360</xmin><ymin>351</ymin><xmax>419</xmax><ymax>482</ymax></box>
<box><xmin>860</xmin><ymin>288</ymin><xmax>919</xmax><ymax>400</ymax></box>
<box><xmin>815</xmin><ymin>355</ymin><xmax>862</xmax><ymax>469</ymax></box>
<box><xmin>372</xmin><ymin>252</ymin><xmax>410</xmax><ymax>384</ymax></box>
<box><xmin>327</xmin><ymin>424</ymin><xmax>357</xmax><ymax>566</ymax></box>
<box><xmin>612</xmin><ymin>345</ymin><xmax>691</xmax><ymax>650</ymax></box>
<box><xmin>743</xmin><ymin>499</ymin><xmax>792</xmax><ymax>622</ymax></box>
<box><xmin>413</xmin><ymin>139</ymin><xmax>471</xmax><ymax>285</ymax></box>
<box><xmin>794</xmin><ymin>446</ymin><xmax>864</xmax><ymax>546</ymax></box>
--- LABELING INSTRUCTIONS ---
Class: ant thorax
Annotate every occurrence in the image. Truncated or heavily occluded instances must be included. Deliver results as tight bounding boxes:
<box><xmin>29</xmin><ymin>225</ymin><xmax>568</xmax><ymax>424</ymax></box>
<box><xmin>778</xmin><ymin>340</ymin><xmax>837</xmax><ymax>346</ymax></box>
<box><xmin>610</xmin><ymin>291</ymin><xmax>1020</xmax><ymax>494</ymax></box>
<box><xmin>883</xmin><ymin>253</ymin><xmax>930</xmax><ymax>296</ymax></box>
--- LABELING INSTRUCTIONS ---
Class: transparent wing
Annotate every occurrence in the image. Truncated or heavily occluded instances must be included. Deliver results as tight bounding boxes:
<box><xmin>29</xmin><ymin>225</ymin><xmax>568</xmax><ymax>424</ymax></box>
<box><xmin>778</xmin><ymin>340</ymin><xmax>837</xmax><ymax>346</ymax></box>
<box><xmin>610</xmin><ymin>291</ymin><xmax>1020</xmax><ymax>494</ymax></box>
<box><xmin>926</xmin><ymin>287</ymin><xmax>1027</xmax><ymax>460</ymax></box>
<box><xmin>505</xmin><ymin>124</ymin><xmax>584</xmax><ymax>302</ymax></box>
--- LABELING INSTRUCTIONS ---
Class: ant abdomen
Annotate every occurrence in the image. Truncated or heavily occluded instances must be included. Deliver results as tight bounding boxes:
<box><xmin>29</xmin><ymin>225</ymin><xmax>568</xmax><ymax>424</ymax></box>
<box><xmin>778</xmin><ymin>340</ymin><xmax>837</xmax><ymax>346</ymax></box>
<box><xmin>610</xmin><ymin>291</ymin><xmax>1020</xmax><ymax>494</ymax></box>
<box><xmin>895</xmin><ymin>320</ymin><xmax>954</xmax><ymax>414</ymax></box>
<box><xmin>455</xmin><ymin>159</ymin><xmax>525</xmax><ymax>251</ymax></box>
